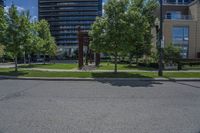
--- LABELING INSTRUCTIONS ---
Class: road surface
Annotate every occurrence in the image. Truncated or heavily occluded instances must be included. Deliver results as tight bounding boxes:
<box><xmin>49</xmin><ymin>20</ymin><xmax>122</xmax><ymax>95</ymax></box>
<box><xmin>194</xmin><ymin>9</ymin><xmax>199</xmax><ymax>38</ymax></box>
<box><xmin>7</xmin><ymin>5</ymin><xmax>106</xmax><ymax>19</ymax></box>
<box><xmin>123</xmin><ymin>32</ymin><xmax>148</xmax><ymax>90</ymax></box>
<box><xmin>0</xmin><ymin>79</ymin><xmax>200</xmax><ymax>133</ymax></box>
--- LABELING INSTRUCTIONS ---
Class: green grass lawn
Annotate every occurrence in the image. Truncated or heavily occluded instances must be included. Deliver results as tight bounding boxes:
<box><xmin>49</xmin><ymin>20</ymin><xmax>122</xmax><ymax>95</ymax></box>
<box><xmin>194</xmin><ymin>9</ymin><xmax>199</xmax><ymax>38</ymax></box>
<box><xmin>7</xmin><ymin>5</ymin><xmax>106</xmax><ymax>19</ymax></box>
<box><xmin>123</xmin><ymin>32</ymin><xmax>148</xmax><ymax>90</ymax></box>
<box><xmin>0</xmin><ymin>68</ymin><xmax>200</xmax><ymax>78</ymax></box>
<box><xmin>97</xmin><ymin>62</ymin><xmax>155</xmax><ymax>70</ymax></box>
<box><xmin>20</xmin><ymin>63</ymin><xmax>77</xmax><ymax>70</ymax></box>
<box><xmin>19</xmin><ymin>63</ymin><xmax>155</xmax><ymax>71</ymax></box>
<box><xmin>182</xmin><ymin>65</ymin><xmax>200</xmax><ymax>70</ymax></box>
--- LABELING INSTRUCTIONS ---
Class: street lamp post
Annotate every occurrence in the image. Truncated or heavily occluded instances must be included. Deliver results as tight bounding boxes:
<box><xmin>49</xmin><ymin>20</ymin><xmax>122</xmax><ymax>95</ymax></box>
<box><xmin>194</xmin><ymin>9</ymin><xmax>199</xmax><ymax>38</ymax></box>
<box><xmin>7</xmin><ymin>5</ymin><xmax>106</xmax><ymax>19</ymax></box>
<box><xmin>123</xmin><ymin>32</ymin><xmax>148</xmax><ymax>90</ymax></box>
<box><xmin>158</xmin><ymin>0</ymin><xmax>163</xmax><ymax>76</ymax></box>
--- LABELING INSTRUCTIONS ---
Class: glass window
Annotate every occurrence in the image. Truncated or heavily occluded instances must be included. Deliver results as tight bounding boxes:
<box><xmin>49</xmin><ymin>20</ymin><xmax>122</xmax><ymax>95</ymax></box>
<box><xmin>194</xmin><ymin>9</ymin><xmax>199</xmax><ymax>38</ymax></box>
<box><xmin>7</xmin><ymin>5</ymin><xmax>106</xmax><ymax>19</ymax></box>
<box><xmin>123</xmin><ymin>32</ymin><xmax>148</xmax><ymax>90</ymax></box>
<box><xmin>166</xmin><ymin>11</ymin><xmax>181</xmax><ymax>20</ymax></box>
<box><xmin>172</xmin><ymin>26</ymin><xmax>189</xmax><ymax>58</ymax></box>
<box><xmin>167</xmin><ymin>0</ymin><xmax>176</xmax><ymax>3</ymax></box>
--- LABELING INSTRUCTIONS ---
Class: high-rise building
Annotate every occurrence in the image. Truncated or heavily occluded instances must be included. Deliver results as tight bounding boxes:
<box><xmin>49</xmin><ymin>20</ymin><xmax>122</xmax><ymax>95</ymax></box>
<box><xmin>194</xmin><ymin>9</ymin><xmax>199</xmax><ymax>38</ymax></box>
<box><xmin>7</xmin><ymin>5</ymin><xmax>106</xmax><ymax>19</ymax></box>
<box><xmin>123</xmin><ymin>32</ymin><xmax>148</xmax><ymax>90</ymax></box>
<box><xmin>39</xmin><ymin>0</ymin><xmax>102</xmax><ymax>58</ymax></box>
<box><xmin>0</xmin><ymin>0</ymin><xmax>4</xmax><ymax>7</ymax></box>
<box><xmin>154</xmin><ymin>0</ymin><xmax>200</xmax><ymax>59</ymax></box>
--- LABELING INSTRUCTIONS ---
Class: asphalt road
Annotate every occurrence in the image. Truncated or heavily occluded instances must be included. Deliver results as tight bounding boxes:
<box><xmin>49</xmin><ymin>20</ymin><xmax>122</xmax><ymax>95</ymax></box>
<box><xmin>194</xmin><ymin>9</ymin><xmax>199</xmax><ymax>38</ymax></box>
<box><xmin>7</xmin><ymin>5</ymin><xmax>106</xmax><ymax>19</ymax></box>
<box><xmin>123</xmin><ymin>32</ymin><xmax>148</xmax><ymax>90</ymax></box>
<box><xmin>0</xmin><ymin>80</ymin><xmax>200</xmax><ymax>133</ymax></box>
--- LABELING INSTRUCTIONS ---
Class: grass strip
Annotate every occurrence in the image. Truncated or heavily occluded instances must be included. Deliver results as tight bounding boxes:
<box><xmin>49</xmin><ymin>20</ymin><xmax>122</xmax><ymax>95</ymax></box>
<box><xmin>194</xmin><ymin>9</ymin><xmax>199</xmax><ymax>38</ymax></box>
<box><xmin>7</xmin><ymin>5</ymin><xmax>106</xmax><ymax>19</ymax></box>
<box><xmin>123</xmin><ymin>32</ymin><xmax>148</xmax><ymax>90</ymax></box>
<box><xmin>0</xmin><ymin>68</ymin><xmax>200</xmax><ymax>78</ymax></box>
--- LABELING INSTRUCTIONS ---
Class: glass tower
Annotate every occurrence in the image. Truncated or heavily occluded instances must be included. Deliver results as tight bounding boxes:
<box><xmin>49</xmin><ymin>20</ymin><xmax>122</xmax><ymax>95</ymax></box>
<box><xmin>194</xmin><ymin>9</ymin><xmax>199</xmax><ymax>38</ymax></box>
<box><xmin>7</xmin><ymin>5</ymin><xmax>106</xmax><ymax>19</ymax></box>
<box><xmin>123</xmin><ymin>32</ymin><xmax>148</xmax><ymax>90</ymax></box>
<box><xmin>0</xmin><ymin>0</ymin><xmax>3</xmax><ymax>6</ymax></box>
<box><xmin>39</xmin><ymin>0</ymin><xmax>102</xmax><ymax>57</ymax></box>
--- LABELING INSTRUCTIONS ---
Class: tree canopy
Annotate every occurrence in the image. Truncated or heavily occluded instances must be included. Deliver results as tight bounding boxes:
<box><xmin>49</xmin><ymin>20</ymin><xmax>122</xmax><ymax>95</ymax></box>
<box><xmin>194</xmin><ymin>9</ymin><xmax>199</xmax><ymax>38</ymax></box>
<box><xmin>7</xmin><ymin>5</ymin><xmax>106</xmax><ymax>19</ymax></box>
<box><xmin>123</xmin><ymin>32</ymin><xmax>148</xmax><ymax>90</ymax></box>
<box><xmin>0</xmin><ymin>5</ymin><xmax>57</xmax><ymax>71</ymax></box>
<box><xmin>89</xmin><ymin>0</ymin><xmax>158</xmax><ymax>72</ymax></box>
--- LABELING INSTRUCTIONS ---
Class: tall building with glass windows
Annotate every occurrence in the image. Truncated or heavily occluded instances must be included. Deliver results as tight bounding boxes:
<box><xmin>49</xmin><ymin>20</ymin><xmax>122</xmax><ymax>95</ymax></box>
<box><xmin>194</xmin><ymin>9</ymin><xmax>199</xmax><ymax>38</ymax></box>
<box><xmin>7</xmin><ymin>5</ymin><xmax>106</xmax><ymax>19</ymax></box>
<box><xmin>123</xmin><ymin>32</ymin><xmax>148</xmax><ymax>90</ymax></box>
<box><xmin>0</xmin><ymin>0</ymin><xmax>4</xmax><ymax>7</ymax></box>
<box><xmin>39</xmin><ymin>0</ymin><xmax>102</xmax><ymax>58</ymax></box>
<box><xmin>154</xmin><ymin>0</ymin><xmax>200</xmax><ymax>59</ymax></box>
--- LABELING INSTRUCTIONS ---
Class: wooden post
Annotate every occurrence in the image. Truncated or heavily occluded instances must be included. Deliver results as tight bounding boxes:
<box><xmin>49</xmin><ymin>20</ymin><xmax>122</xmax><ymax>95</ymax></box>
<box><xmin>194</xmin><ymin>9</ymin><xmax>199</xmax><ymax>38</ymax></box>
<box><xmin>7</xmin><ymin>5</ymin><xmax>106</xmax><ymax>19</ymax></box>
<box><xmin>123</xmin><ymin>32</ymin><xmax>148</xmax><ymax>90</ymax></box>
<box><xmin>78</xmin><ymin>26</ymin><xmax>84</xmax><ymax>69</ymax></box>
<box><xmin>95</xmin><ymin>53</ymin><xmax>100</xmax><ymax>67</ymax></box>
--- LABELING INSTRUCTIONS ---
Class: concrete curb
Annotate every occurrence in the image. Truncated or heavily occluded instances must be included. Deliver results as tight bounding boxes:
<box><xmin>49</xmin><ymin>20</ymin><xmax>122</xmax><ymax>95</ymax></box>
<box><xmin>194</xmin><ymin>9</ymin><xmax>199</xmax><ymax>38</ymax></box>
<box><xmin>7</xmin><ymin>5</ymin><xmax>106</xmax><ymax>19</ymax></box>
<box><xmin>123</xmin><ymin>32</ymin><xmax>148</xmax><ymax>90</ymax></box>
<box><xmin>0</xmin><ymin>76</ymin><xmax>200</xmax><ymax>81</ymax></box>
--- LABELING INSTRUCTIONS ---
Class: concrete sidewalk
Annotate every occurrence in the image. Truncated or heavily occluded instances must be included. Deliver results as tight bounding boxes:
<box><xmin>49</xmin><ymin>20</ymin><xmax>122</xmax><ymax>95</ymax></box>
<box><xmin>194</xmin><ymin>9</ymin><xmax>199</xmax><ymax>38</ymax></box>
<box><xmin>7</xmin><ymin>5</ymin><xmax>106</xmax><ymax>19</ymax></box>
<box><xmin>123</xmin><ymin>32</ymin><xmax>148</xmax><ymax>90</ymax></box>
<box><xmin>18</xmin><ymin>68</ymin><xmax>200</xmax><ymax>72</ymax></box>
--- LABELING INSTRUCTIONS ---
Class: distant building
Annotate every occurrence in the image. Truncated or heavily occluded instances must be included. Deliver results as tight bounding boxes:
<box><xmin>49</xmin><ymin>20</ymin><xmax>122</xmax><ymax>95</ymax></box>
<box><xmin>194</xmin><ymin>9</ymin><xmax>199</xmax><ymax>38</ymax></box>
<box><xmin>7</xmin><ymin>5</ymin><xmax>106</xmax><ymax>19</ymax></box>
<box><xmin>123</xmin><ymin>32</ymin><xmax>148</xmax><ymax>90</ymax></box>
<box><xmin>38</xmin><ymin>0</ymin><xmax>102</xmax><ymax>58</ymax></box>
<box><xmin>0</xmin><ymin>0</ymin><xmax>4</xmax><ymax>7</ymax></box>
<box><xmin>155</xmin><ymin>0</ymin><xmax>200</xmax><ymax>59</ymax></box>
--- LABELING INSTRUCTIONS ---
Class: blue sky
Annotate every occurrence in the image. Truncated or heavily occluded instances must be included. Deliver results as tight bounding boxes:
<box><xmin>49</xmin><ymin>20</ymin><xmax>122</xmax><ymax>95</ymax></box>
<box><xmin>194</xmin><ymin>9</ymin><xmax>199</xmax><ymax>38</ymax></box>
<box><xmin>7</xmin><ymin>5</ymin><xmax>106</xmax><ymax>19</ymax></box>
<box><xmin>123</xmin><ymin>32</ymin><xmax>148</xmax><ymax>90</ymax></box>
<box><xmin>5</xmin><ymin>0</ymin><xmax>106</xmax><ymax>20</ymax></box>
<box><xmin>5</xmin><ymin>0</ymin><xmax>38</xmax><ymax>20</ymax></box>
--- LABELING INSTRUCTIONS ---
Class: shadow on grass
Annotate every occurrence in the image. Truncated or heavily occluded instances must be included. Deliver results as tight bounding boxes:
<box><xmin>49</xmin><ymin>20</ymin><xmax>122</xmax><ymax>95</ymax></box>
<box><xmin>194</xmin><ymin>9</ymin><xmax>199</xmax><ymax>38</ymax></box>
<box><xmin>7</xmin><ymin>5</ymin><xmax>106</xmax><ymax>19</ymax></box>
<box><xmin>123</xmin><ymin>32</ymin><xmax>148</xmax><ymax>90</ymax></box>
<box><xmin>92</xmin><ymin>72</ymin><xmax>162</xmax><ymax>87</ymax></box>
<box><xmin>123</xmin><ymin>65</ymin><xmax>156</xmax><ymax>70</ymax></box>
<box><xmin>0</xmin><ymin>71</ymin><xmax>28</xmax><ymax>77</ymax></box>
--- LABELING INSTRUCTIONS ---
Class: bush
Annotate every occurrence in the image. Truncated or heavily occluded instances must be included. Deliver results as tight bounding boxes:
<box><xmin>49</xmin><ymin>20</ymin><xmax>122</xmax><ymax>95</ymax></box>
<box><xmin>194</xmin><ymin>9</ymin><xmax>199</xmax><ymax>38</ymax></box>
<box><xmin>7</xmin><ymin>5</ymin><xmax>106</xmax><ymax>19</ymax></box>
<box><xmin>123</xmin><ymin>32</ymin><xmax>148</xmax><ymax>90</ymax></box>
<box><xmin>177</xmin><ymin>59</ymin><xmax>200</xmax><ymax>70</ymax></box>
<box><xmin>163</xmin><ymin>43</ymin><xmax>181</xmax><ymax>64</ymax></box>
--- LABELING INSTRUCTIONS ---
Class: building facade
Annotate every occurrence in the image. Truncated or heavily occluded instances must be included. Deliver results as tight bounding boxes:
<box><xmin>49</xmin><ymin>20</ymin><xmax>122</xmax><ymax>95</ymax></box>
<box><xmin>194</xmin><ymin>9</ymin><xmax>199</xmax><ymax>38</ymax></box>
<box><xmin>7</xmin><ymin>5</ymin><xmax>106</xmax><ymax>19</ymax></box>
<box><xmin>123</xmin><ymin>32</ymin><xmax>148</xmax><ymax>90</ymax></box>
<box><xmin>161</xmin><ymin>0</ymin><xmax>200</xmax><ymax>59</ymax></box>
<box><xmin>0</xmin><ymin>0</ymin><xmax>4</xmax><ymax>7</ymax></box>
<box><xmin>39</xmin><ymin>0</ymin><xmax>102</xmax><ymax>58</ymax></box>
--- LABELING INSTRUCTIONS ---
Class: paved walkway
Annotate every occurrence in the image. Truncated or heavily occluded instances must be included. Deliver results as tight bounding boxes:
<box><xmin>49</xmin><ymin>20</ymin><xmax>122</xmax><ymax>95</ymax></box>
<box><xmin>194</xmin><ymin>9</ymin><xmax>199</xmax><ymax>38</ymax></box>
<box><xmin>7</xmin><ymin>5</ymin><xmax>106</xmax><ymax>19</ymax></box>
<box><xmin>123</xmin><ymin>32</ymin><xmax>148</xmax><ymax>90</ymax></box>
<box><xmin>19</xmin><ymin>68</ymin><xmax>200</xmax><ymax>72</ymax></box>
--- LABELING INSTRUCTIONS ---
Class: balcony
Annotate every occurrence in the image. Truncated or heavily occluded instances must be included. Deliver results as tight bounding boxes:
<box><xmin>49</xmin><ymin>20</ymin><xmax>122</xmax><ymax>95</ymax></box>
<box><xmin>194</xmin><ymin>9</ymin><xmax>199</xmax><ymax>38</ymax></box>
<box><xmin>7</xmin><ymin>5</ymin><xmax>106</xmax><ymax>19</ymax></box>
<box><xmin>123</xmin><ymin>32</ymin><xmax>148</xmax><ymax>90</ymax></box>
<box><xmin>164</xmin><ymin>15</ymin><xmax>192</xmax><ymax>20</ymax></box>
<box><xmin>163</xmin><ymin>0</ymin><xmax>192</xmax><ymax>5</ymax></box>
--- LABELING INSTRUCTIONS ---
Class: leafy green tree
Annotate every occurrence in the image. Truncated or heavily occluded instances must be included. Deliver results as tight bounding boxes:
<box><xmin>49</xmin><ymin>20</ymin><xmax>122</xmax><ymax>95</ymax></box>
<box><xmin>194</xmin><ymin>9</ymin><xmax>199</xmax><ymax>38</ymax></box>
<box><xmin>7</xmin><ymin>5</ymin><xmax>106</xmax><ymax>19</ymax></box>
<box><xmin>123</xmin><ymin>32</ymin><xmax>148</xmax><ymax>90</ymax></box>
<box><xmin>47</xmin><ymin>37</ymin><xmax>57</xmax><ymax>59</ymax></box>
<box><xmin>36</xmin><ymin>19</ymin><xmax>57</xmax><ymax>64</ymax></box>
<box><xmin>4</xmin><ymin>5</ymin><xmax>23</xmax><ymax>71</ymax></box>
<box><xmin>163</xmin><ymin>43</ymin><xmax>181</xmax><ymax>64</ymax></box>
<box><xmin>0</xmin><ymin>7</ymin><xmax>6</xmax><ymax>60</ymax></box>
<box><xmin>126</xmin><ymin>8</ymin><xmax>149</xmax><ymax>64</ymax></box>
<box><xmin>127</xmin><ymin>0</ymin><xmax>158</xmax><ymax>65</ymax></box>
<box><xmin>90</xmin><ymin>0</ymin><xmax>129</xmax><ymax>73</ymax></box>
<box><xmin>20</xmin><ymin>11</ymin><xmax>36</xmax><ymax>64</ymax></box>
<box><xmin>3</xmin><ymin>5</ymin><xmax>35</xmax><ymax>71</ymax></box>
<box><xmin>0</xmin><ymin>45</ymin><xmax>5</xmax><ymax>58</ymax></box>
<box><xmin>0</xmin><ymin>7</ymin><xmax>7</xmax><ymax>40</ymax></box>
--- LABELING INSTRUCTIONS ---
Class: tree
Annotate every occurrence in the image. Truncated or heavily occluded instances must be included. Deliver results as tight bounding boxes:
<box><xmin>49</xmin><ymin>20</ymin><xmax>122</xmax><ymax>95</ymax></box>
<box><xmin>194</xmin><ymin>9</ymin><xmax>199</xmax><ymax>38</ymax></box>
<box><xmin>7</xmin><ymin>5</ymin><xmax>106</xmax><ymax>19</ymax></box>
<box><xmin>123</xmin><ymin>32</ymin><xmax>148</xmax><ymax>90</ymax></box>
<box><xmin>126</xmin><ymin>8</ymin><xmax>150</xmax><ymax>65</ymax></box>
<box><xmin>4</xmin><ymin>5</ymin><xmax>23</xmax><ymax>71</ymax></box>
<box><xmin>163</xmin><ymin>43</ymin><xmax>181</xmax><ymax>64</ymax></box>
<box><xmin>47</xmin><ymin>37</ymin><xmax>57</xmax><ymax>60</ymax></box>
<box><xmin>0</xmin><ymin>7</ymin><xmax>6</xmax><ymax>60</ymax></box>
<box><xmin>3</xmin><ymin>5</ymin><xmax>35</xmax><ymax>71</ymax></box>
<box><xmin>0</xmin><ymin>7</ymin><xmax>7</xmax><ymax>39</ymax></box>
<box><xmin>36</xmin><ymin>19</ymin><xmax>57</xmax><ymax>64</ymax></box>
<box><xmin>20</xmin><ymin>11</ymin><xmax>36</xmax><ymax>64</ymax></box>
<box><xmin>127</xmin><ymin>0</ymin><xmax>158</xmax><ymax>65</ymax></box>
<box><xmin>0</xmin><ymin>45</ymin><xmax>5</xmax><ymax>58</ymax></box>
<box><xmin>90</xmin><ymin>0</ymin><xmax>129</xmax><ymax>73</ymax></box>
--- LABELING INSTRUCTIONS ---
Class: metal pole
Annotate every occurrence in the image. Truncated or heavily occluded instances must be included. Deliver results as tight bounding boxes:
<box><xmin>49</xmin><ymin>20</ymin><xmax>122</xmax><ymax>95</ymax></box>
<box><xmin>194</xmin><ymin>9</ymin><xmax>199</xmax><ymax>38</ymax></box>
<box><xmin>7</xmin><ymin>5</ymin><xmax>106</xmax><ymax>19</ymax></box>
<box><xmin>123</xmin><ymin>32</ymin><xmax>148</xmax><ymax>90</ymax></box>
<box><xmin>158</xmin><ymin>0</ymin><xmax>163</xmax><ymax>76</ymax></box>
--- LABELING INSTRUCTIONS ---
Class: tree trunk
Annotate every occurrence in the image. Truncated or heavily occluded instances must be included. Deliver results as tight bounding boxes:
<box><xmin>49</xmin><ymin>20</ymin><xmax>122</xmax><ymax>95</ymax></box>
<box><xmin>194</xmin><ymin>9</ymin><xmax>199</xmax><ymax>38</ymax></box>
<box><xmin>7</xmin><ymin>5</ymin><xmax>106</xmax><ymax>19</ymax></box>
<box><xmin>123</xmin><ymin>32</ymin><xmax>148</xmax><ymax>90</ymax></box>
<box><xmin>129</xmin><ymin>60</ymin><xmax>132</xmax><ymax>66</ymax></box>
<box><xmin>136</xmin><ymin>57</ymin><xmax>139</xmax><ymax>66</ymax></box>
<box><xmin>14</xmin><ymin>56</ymin><xmax>18</xmax><ymax>72</ymax></box>
<box><xmin>24</xmin><ymin>52</ymin><xmax>26</xmax><ymax>64</ymax></box>
<box><xmin>28</xmin><ymin>54</ymin><xmax>31</xmax><ymax>65</ymax></box>
<box><xmin>43</xmin><ymin>55</ymin><xmax>46</xmax><ymax>64</ymax></box>
<box><xmin>114</xmin><ymin>52</ymin><xmax>118</xmax><ymax>73</ymax></box>
<box><xmin>129</xmin><ymin>54</ymin><xmax>133</xmax><ymax>66</ymax></box>
<box><xmin>53</xmin><ymin>57</ymin><xmax>56</xmax><ymax>64</ymax></box>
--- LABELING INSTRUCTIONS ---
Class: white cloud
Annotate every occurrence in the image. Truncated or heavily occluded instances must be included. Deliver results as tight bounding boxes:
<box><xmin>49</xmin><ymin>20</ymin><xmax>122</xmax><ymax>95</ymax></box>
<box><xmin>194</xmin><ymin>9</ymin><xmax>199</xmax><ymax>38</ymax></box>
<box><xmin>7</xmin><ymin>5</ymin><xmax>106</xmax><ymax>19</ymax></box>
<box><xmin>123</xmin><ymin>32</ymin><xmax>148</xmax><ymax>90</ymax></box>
<box><xmin>30</xmin><ymin>16</ymin><xmax>38</xmax><ymax>22</ymax></box>
<box><xmin>17</xmin><ymin>6</ymin><xmax>25</xmax><ymax>12</ymax></box>
<box><xmin>4</xmin><ymin>5</ymin><xmax>25</xmax><ymax>13</ymax></box>
<box><xmin>102</xmin><ymin>2</ymin><xmax>105</xmax><ymax>15</ymax></box>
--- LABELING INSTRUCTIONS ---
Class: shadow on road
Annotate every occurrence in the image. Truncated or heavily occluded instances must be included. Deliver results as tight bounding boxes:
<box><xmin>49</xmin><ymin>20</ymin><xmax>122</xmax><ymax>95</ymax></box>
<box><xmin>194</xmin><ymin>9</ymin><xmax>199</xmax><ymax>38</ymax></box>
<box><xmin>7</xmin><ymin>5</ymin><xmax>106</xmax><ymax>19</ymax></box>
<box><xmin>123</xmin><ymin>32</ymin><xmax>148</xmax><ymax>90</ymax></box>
<box><xmin>91</xmin><ymin>72</ymin><xmax>154</xmax><ymax>78</ymax></box>
<box><xmin>92</xmin><ymin>72</ymin><xmax>162</xmax><ymax>87</ymax></box>
<box><xmin>94</xmin><ymin>80</ymin><xmax>163</xmax><ymax>87</ymax></box>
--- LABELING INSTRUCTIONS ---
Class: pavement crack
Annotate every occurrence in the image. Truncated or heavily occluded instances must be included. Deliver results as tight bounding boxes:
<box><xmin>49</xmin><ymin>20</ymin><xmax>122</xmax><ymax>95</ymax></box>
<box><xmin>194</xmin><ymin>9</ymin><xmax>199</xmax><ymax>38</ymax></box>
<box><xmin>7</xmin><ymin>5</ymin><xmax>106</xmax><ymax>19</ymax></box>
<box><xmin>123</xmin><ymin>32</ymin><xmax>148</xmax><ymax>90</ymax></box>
<box><xmin>0</xmin><ymin>81</ymin><xmax>44</xmax><ymax>102</ymax></box>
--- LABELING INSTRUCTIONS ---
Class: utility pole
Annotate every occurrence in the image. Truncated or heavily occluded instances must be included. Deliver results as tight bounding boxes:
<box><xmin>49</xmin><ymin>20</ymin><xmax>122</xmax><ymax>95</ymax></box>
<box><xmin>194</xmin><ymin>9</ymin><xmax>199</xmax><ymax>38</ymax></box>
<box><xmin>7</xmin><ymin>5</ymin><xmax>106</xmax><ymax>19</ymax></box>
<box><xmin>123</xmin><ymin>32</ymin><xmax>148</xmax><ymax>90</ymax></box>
<box><xmin>158</xmin><ymin>0</ymin><xmax>163</xmax><ymax>76</ymax></box>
